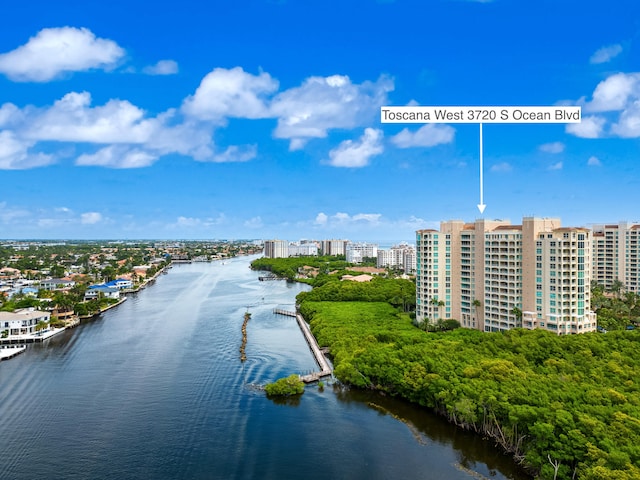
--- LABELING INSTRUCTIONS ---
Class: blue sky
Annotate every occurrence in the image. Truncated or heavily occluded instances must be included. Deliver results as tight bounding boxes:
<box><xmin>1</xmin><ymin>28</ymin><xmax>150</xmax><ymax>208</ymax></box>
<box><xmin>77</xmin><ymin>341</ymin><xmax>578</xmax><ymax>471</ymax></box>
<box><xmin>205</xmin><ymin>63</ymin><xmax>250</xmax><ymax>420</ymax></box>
<box><xmin>1</xmin><ymin>0</ymin><xmax>639</xmax><ymax>242</ymax></box>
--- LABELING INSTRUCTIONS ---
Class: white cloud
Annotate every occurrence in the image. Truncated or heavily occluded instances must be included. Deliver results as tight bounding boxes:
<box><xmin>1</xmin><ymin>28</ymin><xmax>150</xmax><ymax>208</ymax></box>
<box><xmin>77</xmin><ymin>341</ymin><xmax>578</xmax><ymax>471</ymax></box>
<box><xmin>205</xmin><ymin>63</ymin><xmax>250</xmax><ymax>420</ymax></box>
<box><xmin>566</xmin><ymin>115</ymin><xmax>606</xmax><ymax>138</ymax></box>
<box><xmin>76</xmin><ymin>145</ymin><xmax>158</xmax><ymax>168</ymax></box>
<box><xmin>168</xmin><ymin>214</ymin><xmax>226</xmax><ymax>229</ymax></box>
<box><xmin>327</xmin><ymin>128</ymin><xmax>383</xmax><ymax>168</ymax></box>
<box><xmin>271</xmin><ymin>74</ymin><xmax>393</xmax><ymax>149</ymax></box>
<box><xmin>80</xmin><ymin>212</ymin><xmax>103</xmax><ymax>224</ymax></box>
<box><xmin>0</xmin><ymin>92</ymin><xmax>217</xmax><ymax>169</ymax></box>
<box><xmin>182</xmin><ymin>67</ymin><xmax>278</xmax><ymax>122</ymax></box>
<box><xmin>25</xmin><ymin>91</ymin><xmax>155</xmax><ymax>143</ymax></box>
<box><xmin>314</xmin><ymin>213</ymin><xmax>328</xmax><ymax>225</ymax></box>
<box><xmin>587</xmin><ymin>155</ymin><xmax>602</xmax><ymax>167</ymax></box>
<box><xmin>208</xmin><ymin>145</ymin><xmax>257</xmax><ymax>163</ymax></box>
<box><xmin>539</xmin><ymin>141</ymin><xmax>565</xmax><ymax>154</ymax></box>
<box><xmin>391</xmin><ymin>124</ymin><xmax>455</xmax><ymax>148</ymax></box>
<box><xmin>585</xmin><ymin>73</ymin><xmax>640</xmax><ymax>113</ymax></box>
<box><xmin>548</xmin><ymin>161</ymin><xmax>563</xmax><ymax>171</ymax></box>
<box><xmin>490</xmin><ymin>162</ymin><xmax>512</xmax><ymax>173</ymax></box>
<box><xmin>611</xmin><ymin>101</ymin><xmax>640</xmax><ymax>137</ymax></box>
<box><xmin>0</xmin><ymin>201</ymin><xmax>31</xmax><ymax>224</ymax></box>
<box><xmin>143</xmin><ymin>59</ymin><xmax>178</xmax><ymax>75</ymax></box>
<box><xmin>244</xmin><ymin>216</ymin><xmax>264</xmax><ymax>229</ymax></box>
<box><xmin>0</xmin><ymin>130</ymin><xmax>55</xmax><ymax>169</ymax></box>
<box><xmin>308</xmin><ymin>211</ymin><xmax>431</xmax><ymax>236</ymax></box>
<box><xmin>590</xmin><ymin>44</ymin><xmax>623</xmax><ymax>64</ymax></box>
<box><xmin>0</xmin><ymin>27</ymin><xmax>124</xmax><ymax>82</ymax></box>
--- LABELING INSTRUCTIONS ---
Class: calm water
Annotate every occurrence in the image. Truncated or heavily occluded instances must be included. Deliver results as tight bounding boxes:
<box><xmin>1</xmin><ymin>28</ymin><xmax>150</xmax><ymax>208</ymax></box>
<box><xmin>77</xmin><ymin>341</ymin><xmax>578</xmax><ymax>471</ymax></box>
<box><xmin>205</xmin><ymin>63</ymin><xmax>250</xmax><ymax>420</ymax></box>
<box><xmin>0</xmin><ymin>256</ymin><xmax>529</xmax><ymax>480</ymax></box>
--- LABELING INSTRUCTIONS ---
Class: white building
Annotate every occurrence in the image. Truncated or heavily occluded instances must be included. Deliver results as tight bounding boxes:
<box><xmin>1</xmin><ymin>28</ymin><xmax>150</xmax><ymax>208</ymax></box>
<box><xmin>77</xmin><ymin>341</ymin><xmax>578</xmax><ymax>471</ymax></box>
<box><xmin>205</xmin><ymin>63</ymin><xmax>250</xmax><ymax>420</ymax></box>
<box><xmin>263</xmin><ymin>240</ymin><xmax>289</xmax><ymax>258</ymax></box>
<box><xmin>288</xmin><ymin>242</ymin><xmax>319</xmax><ymax>257</ymax></box>
<box><xmin>346</xmin><ymin>242</ymin><xmax>378</xmax><ymax>264</ymax></box>
<box><xmin>0</xmin><ymin>309</ymin><xmax>51</xmax><ymax>337</ymax></box>
<box><xmin>591</xmin><ymin>222</ymin><xmax>640</xmax><ymax>292</ymax></box>
<box><xmin>377</xmin><ymin>243</ymin><xmax>416</xmax><ymax>272</ymax></box>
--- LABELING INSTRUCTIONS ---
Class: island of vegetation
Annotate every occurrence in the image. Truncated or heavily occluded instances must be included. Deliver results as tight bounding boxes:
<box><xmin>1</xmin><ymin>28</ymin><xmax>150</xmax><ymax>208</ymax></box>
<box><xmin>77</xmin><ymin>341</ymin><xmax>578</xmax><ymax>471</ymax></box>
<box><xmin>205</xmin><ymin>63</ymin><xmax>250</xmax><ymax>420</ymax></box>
<box><xmin>252</xmin><ymin>256</ymin><xmax>640</xmax><ymax>480</ymax></box>
<box><xmin>264</xmin><ymin>374</ymin><xmax>305</xmax><ymax>397</ymax></box>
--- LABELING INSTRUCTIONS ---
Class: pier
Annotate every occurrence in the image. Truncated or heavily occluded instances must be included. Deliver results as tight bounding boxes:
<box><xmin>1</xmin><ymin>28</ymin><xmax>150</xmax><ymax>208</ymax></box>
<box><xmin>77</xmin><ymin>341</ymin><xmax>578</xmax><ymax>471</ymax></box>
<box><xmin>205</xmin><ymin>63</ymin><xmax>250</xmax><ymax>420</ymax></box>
<box><xmin>0</xmin><ymin>344</ymin><xmax>26</xmax><ymax>360</ymax></box>
<box><xmin>273</xmin><ymin>308</ymin><xmax>296</xmax><ymax>317</ymax></box>
<box><xmin>259</xmin><ymin>274</ymin><xmax>283</xmax><ymax>281</ymax></box>
<box><xmin>274</xmin><ymin>308</ymin><xmax>332</xmax><ymax>383</ymax></box>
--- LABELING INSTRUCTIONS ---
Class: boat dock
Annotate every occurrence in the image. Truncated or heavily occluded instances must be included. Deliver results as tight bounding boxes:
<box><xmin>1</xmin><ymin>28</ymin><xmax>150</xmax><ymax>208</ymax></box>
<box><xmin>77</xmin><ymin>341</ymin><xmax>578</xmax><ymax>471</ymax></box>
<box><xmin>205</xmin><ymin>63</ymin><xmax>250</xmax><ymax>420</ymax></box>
<box><xmin>259</xmin><ymin>274</ymin><xmax>283</xmax><ymax>281</ymax></box>
<box><xmin>0</xmin><ymin>344</ymin><xmax>26</xmax><ymax>360</ymax></box>
<box><xmin>274</xmin><ymin>308</ymin><xmax>332</xmax><ymax>383</ymax></box>
<box><xmin>273</xmin><ymin>308</ymin><xmax>296</xmax><ymax>317</ymax></box>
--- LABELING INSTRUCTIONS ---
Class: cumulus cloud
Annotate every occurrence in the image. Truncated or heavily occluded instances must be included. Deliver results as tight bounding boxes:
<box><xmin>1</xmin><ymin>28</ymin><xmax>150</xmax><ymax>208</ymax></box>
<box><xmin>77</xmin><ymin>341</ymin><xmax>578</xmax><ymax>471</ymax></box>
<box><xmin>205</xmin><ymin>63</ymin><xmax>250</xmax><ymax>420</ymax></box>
<box><xmin>80</xmin><ymin>212</ymin><xmax>103</xmax><ymax>224</ymax></box>
<box><xmin>76</xmin><ymin>145</ymin><xmax>158</xmax><ymax>168</ymax></box>
<box><xmin>566</xmin><ymin>72</ymin><xmax>640</xmax><ymax>139</ymax></box>
<box><xmin>590</xmin><ymin>44</ymin><xmax>623</xmax><ymax>64</ymax></box>
<box><xmin>25</xmin><ymin>91</ymin><xmax>154</xmax><ymax>143</ymax></box>
<box><xmin>314</xmin><ymin>213</ymin><xmax>328</xmax><ymax>225</ymax></box>
<box><xmin>182</xmin><ymin>67</ymin><xmax>278</xmax><ymax>122</ymax></box>
<box><xmin>548</xmin><ymin>161</ymin><xmax>563</xmax><ymax>171</ymax></box>
<box><xmin>391</xmin><ymin>124</ymin><xmax>455</xmax><ymax>148</ymax></box>
<box><xmin>566</xmin><ymin>115</ymin><xmax>606</xmax><ymax>138</ymax></box>
<box><xmin>490</xmin><ymin>162</ymin><xmax>512</xmax><ymax>173</ymax></box>
<box><xmin>0</xmin><ymin>130</ymin><xmax>55</xmax><ymax>169</ymax></box>
<box><xmin>270</xmin><ymin>74</ymin><xmax>393</xmax><ymax>149</ymax></box>
<box><xmin>208</xmin><ymin>145</ymin><xmax>257</xmax><ymax>163</ymax></box>
<box><xmin>0</xmin><ymin>27</ymin><xmax>124</xmax><ymax>82</ymax></box>
<box><xmin>539</xmin><ymin>141</ymin><xmax>565</xmax><ymax>154</ymax></box>
<box><xmin>327</xmin><ymin>128</ymin><xmax>383</xmax><ymax>168</ymax></box>
<box><xmin>585</xmin><ymin>73</ymin><xmax>640</xmax><ymax>112</ymax></box>
<box><xmin>587</xmin><ymin>156</ymin><xmax>602</xmax><ymax>167</ymax></box>
<box><xmin>143</xmin><ymin>59</ymin><xmax>178</xmax><ymax>75</ymax></box>
<box><xmin>0</xmin><ymin>91</ymin><xmax>219</xmax><ymax>169</ymax></box>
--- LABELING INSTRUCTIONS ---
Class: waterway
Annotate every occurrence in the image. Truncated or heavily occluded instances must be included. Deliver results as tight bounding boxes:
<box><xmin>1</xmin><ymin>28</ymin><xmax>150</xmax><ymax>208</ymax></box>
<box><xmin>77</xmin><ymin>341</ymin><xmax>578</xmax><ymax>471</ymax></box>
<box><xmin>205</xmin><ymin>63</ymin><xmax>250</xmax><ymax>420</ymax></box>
<box><xmin>0</xmin><ymin>255</ymin><xmax>529</xmax><ymax>479</ymax></box>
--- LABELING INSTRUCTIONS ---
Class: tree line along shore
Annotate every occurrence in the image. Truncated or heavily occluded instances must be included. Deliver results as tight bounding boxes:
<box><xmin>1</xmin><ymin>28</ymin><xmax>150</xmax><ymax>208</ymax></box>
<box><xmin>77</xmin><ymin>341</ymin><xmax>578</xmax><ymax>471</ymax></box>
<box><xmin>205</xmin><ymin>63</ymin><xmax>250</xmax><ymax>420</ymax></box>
<box><xmin>252</xmin><ymin>255</ymin><xmax>640</xmax><ymax>480</ymax></box>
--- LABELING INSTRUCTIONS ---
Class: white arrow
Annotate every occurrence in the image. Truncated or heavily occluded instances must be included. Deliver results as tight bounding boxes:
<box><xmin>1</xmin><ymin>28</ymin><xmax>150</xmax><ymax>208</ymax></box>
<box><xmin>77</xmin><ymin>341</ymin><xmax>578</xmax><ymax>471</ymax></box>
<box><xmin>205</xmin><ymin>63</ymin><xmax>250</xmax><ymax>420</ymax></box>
<box><xmin>477</xmin><ymin>122</ymin><xmax>486</xmax><ymax>214</ymax></box>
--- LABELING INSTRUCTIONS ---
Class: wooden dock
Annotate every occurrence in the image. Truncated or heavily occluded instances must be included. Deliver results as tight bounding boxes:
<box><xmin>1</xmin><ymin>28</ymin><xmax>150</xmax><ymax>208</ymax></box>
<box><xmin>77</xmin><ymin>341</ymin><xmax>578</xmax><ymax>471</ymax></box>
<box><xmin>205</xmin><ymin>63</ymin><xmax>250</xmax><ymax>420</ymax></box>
<box><xmin>273</xmin><ymin>308</ymin><xmax>296</xmax><ymax>317</ymax></box>
<box><xmin>259</xmin><ymin>274</ymin><xmax>283</xmax><ymax>281</ymax></box>
<box><xmin>0</xmin><ymin>344</ymin><xmax>26</xmax><ymax>360</ymax></box>
<box><xmin>273</xmin><ymin>308</ymin><xmax>333</xmax><ymax>383</ymax></box>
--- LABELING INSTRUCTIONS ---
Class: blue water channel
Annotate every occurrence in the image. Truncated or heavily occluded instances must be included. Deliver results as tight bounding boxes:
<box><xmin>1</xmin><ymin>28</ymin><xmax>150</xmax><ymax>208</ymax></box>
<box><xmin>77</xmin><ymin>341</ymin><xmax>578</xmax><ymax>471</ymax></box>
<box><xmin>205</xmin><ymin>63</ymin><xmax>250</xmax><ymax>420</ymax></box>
<box><xmin>0</xmin><ymin>255</ymin><xmax>529</xmax><ymax>479</ymax></box>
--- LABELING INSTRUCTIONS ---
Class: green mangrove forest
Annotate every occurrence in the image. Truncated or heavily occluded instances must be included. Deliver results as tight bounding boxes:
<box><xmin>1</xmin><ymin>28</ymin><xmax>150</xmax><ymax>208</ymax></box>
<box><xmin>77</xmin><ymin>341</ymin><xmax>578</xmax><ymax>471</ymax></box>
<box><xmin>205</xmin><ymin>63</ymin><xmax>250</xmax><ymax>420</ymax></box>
<box><xmin>253</xmin><ymin>256</ymin><xmax>640</xmax><ymax>479</ymax></box>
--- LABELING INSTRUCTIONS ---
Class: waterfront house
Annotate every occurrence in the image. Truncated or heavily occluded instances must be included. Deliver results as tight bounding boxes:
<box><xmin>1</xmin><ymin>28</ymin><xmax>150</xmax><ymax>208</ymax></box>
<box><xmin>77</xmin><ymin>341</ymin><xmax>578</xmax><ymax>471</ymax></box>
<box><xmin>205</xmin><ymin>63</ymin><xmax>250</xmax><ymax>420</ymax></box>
<box><xmin>0</xmin><ymin>309</ymin><xmax>51</xmax><ymax>337</ymax></box>
<box><xmin>40</xmin><ymin>278</ymin><xmax>76</xmax><ymax>291</ymax></box>
<box><xmin>85</xmin><ymin>285</ymin><xmax>120</xmax><ymax>300</ymax></box>
<box><xmin>104</xmin><ymin>278</ymin><xmax>133</xmax><ymax>290</ymax></box>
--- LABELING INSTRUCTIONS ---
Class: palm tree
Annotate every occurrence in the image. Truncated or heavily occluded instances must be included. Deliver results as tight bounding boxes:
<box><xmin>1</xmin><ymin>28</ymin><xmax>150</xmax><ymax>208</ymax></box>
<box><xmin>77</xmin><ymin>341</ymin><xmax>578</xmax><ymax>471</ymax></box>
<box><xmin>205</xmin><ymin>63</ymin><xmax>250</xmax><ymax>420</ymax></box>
<box><xmin>472</xmin><ymin>299</ymin><xmax>482</xmax><ymax>326</ymax></box>
<box><xmin>429</xmin><ymin>297</ymin><xmax>440</xmax><ymax>318</ymax></box>
<box><xmin>511</xmin><ymin>306</ymin><xmax>523</xmax><ymax>327</ymax></box>
<box><xmin>610</xmin><ymin>279</ymin><xmax>625</xmax><ymax>299</ymax></box>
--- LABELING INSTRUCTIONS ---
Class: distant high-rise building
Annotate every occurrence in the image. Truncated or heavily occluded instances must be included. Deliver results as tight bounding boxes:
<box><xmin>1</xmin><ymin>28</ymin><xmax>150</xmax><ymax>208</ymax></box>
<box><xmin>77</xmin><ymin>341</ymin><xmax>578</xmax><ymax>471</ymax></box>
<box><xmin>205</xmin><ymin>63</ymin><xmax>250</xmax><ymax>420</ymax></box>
<box><xmin>263</xmin><ymin>240</ymin><xmax>288</xmax><ymax>258</ymax></box>
<box><xmin>321</xmin><ymin>239</ymin><xmax>349</xmax><ymax>256</ymax></box>
<box><xmin>377</xmin><ymin>243</ymin><xmax>416</xmax><ymax>273</ymax></box>
<box><xmin>416</xmin><ymin>217</ymin><xmax>596</xmax><ymax>335</ymax></box>
<box><xmin>346</xmin><ymin>242</ymin><xmax>378</xmax><ymax>264</ymax></box>
<box><xmin>591</xmin><ymin>222</ymin><xmax>640</xmax><ymax>292</ymax></box>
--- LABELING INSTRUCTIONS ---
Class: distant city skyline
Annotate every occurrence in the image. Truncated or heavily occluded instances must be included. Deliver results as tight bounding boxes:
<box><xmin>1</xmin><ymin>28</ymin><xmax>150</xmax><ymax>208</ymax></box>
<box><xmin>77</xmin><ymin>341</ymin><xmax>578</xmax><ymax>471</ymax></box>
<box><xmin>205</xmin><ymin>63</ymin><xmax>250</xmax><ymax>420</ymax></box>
<box><xmin>1</xmin><ymin>1</ymin><xmax>639</xmax><ymax>240</ymax></box>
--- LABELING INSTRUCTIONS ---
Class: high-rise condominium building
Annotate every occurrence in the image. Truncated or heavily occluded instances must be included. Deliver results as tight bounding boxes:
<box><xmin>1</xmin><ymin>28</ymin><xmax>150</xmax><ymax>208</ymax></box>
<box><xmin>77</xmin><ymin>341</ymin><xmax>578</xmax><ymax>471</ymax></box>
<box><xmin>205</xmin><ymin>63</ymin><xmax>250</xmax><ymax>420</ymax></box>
<box><xmin>320</xmin><ymin>239</ymin><xmax>349</xmax><ymax>256</ymax></box>
<box><xmin>263</xmin><ymin>240</ymin><xmax>288</xmax><ymax>258</ymax></box>
<box><xmin>416</xmin><ymin>217</ymin><xmax>597</xmax><ymax>335</ymax></box>
<box><xmin>592</xmin><ymin>222</ymin><xmax>640</xmax><ymax>292</ymax></box>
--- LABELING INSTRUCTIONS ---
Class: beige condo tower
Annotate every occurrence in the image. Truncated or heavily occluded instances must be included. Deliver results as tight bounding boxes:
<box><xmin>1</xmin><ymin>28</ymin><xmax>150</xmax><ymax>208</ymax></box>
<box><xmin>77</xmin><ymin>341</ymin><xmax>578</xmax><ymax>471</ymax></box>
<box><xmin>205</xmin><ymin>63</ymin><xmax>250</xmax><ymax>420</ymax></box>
<box><xmin>416</xmin><ymin>217</ymin><xmax>597</xmax><ymax>335</ymax></box>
